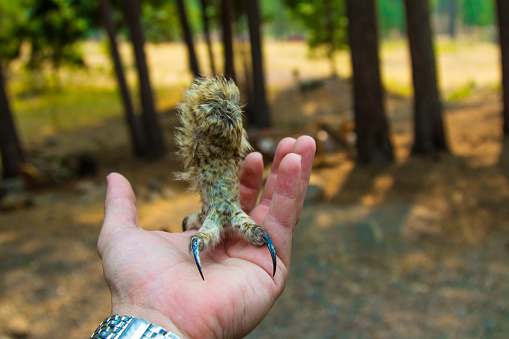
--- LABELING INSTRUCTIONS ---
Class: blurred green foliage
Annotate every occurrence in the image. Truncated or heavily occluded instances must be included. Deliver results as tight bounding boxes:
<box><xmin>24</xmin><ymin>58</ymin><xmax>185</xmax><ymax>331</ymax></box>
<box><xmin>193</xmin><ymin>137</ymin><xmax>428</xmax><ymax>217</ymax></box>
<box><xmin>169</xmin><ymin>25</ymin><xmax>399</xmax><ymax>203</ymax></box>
<box><xmin>0</xmin><ymin>0</ymin><xmax>99</xmax><ymax>69</ymax></box>
<box><xmin>379</xmin><ymin>0</ymin><xmax>495</xmax><ymax>38</ymax></box>
<box><xmin>141</xmin><ymin>2</ymin><xmax>181</xmax><ymax>43</ymax></box>
<box><xmin>283</xmin><ymin>0</ymin><xmax>347</xmax><ymax>52</ymax></box>
<box><xmin>378</xmin><ymin>0</ymin><xmax>405</xmax><ymax>37</ymax></box>
<box><xmin>24</xmin><ymin>0</ymin><xmax>99</xmax><ymax>69</ymax></box>
<box><xmin>0</xmin><ymin>0</ymin><xmax>28</xmax><ymax>61</ymax></box>
<box><xmin>458</xmin><ymin>0</ymin><xmax>494</xmax><ymax>27</ymax></box>
<box><xmin>1</xmin><ymin>0</ymin><xmax>497</xmax><ymax>69</ymax></box>
<box><xmin>0</xmin><ymin>0</ymin><xmax>499</xmax><ymax>101</ymax></box>
<box><xmin>260</xmin><ymin>0</ymin><xmax>304</xmax><ymax>38</ymax></box>
<box><xmin>446</xmin><ymin>80</ymin><xmax>476</xmax><ymax>100</ymax></box>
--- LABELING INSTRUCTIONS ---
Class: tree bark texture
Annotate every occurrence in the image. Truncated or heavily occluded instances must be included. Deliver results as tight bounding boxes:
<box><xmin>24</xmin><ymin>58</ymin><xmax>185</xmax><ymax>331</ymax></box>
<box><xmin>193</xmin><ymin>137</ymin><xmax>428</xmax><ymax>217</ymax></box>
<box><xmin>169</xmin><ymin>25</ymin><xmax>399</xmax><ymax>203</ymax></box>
<box><xmin>495</xmin><ymin>0</ymin><xmax>509</xmax><ymax>137</ymax></box>
<box><xmin>0</xmin><ymin>61</ymin><xmax>24</xmax><ymax>178</ymax></box>
<box><xmin>345</xmin><ymin>0</ymin><xmax>394</xmax><ymax>163</ymax></box>
<box><xmin>124</xmin><ymin>0</ymin><xmax>165</xmax><ymax>159</ymax></box>
<box><xmin>100</xmin><ymin>0</ymin><xmax>146</xmax><ymax>157</ymax></box>
<box><xmin>246</xmin><ymin>0</ymin><xmax>270</xmax><ymax>128</ymax></box>
<box><xmin>176</xmin><ymin>0</ymin><xmax>201</xmax><ymax>78</ymax></box>
<box><xmin>404</xmin><ymin>0</ymin><xmax>448</xmax><ymax>154</ymax></box>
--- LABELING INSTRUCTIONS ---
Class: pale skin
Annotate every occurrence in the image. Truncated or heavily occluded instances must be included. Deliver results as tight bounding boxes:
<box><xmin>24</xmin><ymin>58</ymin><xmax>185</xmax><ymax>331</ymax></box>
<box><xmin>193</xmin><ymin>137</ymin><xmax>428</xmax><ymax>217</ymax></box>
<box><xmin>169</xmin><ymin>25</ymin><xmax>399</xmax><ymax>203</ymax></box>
<box><xmin>97</xmin><ymin>136</ymin><xmax>316</xmax><ymax>339</ymax></box>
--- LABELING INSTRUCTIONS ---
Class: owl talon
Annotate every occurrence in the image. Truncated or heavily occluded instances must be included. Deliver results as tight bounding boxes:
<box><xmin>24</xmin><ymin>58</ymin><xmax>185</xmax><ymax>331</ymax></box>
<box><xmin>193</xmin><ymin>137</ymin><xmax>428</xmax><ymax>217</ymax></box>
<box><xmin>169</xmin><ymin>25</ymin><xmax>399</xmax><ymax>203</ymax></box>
<box><xmin>182</xmin><ymin>216</ymin><xmax>189</xmax><ymax>232</ymax></box>
<box><xmin>261</xmin><ymin>231</ymin><xmax>277</xmax><ymax>277</ymax></box>
<box><xmin>191</xmin><ymin>237</ymin><xmax>205</xmax><ymax>280</ymax></box>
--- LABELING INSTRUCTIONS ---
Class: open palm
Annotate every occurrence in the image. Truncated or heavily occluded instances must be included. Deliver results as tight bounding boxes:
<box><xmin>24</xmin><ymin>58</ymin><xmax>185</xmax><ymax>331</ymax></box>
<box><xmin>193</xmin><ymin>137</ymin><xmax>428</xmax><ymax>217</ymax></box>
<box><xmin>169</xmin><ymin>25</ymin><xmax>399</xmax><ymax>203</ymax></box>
<box><xmin>97</xmin><ymin>136</ymin><xmax>315</xmax><ymax>339</ymax></box>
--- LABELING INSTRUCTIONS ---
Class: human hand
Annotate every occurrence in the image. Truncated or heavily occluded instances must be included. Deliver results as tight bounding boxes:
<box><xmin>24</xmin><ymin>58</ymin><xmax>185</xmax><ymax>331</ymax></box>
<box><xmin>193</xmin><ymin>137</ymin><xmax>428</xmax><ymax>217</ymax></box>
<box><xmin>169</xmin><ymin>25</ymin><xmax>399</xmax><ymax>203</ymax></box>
<box><xmin>97</xmin><ymin>136</ymin><xmax>316</xmax><ymax>338</ymax></box>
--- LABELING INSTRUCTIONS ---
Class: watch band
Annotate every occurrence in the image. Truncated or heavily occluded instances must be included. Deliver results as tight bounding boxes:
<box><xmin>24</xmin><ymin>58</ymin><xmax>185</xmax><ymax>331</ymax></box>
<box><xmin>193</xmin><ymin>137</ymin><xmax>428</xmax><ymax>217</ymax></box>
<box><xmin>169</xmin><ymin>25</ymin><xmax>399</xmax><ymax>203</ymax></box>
<box><xmin>90</xmin><ymin>315</ymin><xmax>181</xmax><ymax>339</ymax></box>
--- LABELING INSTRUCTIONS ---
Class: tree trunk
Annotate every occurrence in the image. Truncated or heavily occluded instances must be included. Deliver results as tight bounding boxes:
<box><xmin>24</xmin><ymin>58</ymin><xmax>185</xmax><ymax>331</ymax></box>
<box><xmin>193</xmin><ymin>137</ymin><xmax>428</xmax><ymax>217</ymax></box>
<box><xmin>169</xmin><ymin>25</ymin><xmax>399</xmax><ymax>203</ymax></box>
<box><xmin>404</xmin><ymin>0</ymin><xmax>448</xmax><ymax>154</ymax></box>
<box><xmin>222</xmin><ymin>0</ymin><xmax>236</xmax><ymax>81</ymax></box>
<box><xmin>345</xmin><ymin>0</ymin><xmax>394</xmax><ymax>163</ymax></box>
<box><xmin>200</xmin><ymin>0</ymin><xmax>216</xmax><ymax>75</ymax></box>
<box><xmin>124</xmin><ymin>0</ymin><xmax>165</xmax><ymax>159</ymax></box>
<box><xmin>246</xmin><ymin>0</ymin><xmax>270</xmax><ymax>128</ymax></box>
<box><xmin>100</xmin><ymin>0</ymin><xmax>146</xmax><ymax>157</ymax></box>
<box><xmin>0</xmin><ymin>61</ymin><xmax>24</xmax><ymax>178</ymax></box>
<box><xmin>495</xmin><ymin>0</ymin><xmax>509</xmax><ymax>137</ymax></box>
<box><xmin>176</xmin><ymin>0</ymin><xmax>201</xmax><ymax>78</ymax></box>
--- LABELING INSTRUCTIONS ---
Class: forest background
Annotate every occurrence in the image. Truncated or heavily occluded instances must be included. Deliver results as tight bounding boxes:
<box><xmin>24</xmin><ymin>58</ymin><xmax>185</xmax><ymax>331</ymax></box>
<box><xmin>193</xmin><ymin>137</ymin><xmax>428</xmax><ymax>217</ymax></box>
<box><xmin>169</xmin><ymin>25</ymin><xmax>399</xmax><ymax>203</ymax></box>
<box><xmin>1</xmin><ymin>0</ymin><xmax>509</xmax><ymax>338</ymax></box>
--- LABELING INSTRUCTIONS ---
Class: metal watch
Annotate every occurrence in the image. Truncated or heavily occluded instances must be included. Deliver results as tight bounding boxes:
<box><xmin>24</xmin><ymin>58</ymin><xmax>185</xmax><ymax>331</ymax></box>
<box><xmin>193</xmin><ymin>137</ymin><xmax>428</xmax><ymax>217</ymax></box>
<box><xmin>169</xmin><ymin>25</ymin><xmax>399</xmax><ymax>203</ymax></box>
<box><xmin>90</xmin><ymin>315</ymin><xmax>181</xmax><ymax>339</ymax></box>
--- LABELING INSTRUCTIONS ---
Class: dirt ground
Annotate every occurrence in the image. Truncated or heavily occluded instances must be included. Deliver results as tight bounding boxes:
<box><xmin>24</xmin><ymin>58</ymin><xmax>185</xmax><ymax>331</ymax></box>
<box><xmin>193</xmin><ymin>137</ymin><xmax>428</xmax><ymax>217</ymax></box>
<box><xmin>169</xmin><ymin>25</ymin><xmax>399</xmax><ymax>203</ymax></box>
<box><xmin>1</xmin><ymin>43</ymin><xmax>509</xmax><ymax>338</ymax></box>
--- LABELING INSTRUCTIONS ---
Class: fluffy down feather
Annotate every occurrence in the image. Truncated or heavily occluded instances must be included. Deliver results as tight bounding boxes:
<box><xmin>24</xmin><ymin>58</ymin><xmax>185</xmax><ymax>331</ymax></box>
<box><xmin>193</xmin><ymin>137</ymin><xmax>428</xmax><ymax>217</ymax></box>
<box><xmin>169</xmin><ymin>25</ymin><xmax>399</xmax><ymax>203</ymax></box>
<box><xmin>175</xmin><ymin>76</ymin><xmax>252</xmax><ymax>193</ymax></box>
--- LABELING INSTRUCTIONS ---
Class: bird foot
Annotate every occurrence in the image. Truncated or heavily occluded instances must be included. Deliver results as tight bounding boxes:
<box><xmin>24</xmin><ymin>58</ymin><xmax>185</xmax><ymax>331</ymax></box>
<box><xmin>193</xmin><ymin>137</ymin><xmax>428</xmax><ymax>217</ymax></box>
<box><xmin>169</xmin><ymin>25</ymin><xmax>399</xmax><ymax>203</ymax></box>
<box><xmin>189</xmin><ymin>228</ymin><xmax>276</xmax><ymax>280</ymax></box>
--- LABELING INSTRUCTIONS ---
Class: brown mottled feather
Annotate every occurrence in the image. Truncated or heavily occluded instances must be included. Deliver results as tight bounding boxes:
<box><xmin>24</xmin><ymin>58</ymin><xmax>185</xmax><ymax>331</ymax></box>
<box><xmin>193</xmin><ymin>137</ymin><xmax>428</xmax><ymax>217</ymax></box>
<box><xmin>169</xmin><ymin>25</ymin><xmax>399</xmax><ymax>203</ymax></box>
<box><xmin>175</xmin><ymin>76</ymin><xmax>252</xmax><ymax>194</ymax></box>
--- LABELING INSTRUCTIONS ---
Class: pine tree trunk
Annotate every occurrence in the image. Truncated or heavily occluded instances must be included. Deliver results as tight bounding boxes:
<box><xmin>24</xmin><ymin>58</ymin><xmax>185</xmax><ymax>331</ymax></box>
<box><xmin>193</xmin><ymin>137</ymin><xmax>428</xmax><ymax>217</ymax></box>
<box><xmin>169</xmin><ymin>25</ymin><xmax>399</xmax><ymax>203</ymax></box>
<box><xmin>100</xmin><ymin>0</ymin><xmax>146</xmax><ymax>157</ymax></box>
<box><xmin>124</xmin><ymin>0</ymin><xmax>165</xmax><ymax>159</ymax></box>
<box><xmin>495</xmin><ymin>0</ymin><xmax>509</xmax><ymax>137</ymax></box>
<box><xmin>221</xmin><ymin>0</ymin><xmax>236</xmax><ymax>81</ymax></box>
<box><xmin>200</xmin><ymin>0</ymin><xmax>216</xmax><ymax>74</ymax></box>
<box><xmin>176</xmin><ymin>0</ymin><xmax>201</xmax><ymax>78</ymax></box>
<box><xmin>246</xmin><ymin>0</ymin><xmax>270</xmax><ymax>128</ymax></box>
<box><xmin>404</xmin><ymin>0</ymin><xmax>448</xmax><ymax>154</ymax></box>
<box><xmin>0</xmin><ymin>61</ymin><xmax>24</xmax><ymax>178</ymax></box>
<box><xmin>345</xmin><ymin>0</ymin><xmax>394</xmax><ymax>163</ymax></box>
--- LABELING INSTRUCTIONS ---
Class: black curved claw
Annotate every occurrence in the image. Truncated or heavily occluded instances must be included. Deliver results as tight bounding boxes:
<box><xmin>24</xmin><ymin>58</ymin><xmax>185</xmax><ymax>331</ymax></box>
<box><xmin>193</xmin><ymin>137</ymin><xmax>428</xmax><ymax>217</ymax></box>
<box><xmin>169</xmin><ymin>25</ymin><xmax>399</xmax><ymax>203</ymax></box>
<box><xmin>191</xmin><ymin>237</ymin><xmax>205</xmax><ymax>280</ymax></box>
<box><xmin>262</xmin><ymin>232</ymin><xmax>277</xmax><ymax>277</ymax></box>
<box><xmin>182</xmin><ymin>216</ymin><xmax>189</xmax><ymax>232</ymax></box>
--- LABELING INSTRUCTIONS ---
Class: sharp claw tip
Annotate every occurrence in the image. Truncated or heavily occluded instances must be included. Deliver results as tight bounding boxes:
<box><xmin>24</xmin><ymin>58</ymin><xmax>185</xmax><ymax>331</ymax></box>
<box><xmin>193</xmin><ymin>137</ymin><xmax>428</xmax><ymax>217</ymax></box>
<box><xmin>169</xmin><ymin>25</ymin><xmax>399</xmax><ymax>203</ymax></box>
<box><xmin>263</xmin><ymin>232</ymin><xmax>277</xmax><ymax>277</ymax></box>
<box><xmin>192</xmin><ymin>237</ymin><xmax>205</xmax><ymax>281</ymax></box>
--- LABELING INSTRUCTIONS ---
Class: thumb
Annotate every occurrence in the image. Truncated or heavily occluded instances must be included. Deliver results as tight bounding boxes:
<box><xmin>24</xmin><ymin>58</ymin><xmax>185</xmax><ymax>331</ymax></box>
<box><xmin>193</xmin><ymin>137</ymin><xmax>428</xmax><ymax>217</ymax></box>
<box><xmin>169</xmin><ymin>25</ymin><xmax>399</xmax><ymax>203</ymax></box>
<box><xmin>98</xmin><ymin>173</ymin><xmax>139</xmax><ymax>255</ymax></box>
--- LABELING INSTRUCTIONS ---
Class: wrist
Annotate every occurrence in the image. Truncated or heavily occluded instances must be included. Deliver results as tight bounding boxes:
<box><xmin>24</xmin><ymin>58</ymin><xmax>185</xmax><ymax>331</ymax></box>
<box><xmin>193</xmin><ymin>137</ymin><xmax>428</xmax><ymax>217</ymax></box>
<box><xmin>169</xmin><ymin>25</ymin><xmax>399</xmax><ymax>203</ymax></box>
<box><xmin>110</xmin><ymin>304</ymin><xmax>187</xmax><ymax>339</ymax></box>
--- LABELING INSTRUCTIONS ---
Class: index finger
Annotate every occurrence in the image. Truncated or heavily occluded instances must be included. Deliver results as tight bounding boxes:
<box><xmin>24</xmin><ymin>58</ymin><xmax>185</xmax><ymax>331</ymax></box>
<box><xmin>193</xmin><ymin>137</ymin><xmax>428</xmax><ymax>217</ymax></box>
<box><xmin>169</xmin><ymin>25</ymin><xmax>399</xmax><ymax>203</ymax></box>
<box><xmin>263</xmin><ymin>153</ymin><xmax>302</xmax><ymax>268</ymax></box>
